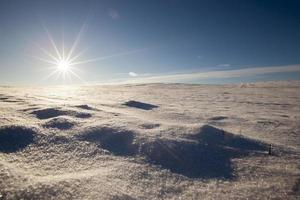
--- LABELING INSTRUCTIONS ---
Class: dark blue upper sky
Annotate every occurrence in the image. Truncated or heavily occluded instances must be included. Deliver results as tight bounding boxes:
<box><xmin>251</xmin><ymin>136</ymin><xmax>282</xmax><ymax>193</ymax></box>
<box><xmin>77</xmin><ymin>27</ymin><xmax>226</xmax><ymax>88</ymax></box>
<box><xmin>0</xmin><ymin>0</ymin><xmax>300</xmax><ymax>84</ymax></box>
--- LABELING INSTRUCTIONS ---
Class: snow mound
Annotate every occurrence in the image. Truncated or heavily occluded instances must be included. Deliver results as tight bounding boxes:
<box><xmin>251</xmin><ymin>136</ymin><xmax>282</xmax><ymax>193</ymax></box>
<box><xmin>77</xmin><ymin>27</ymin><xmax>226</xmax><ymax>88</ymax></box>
<box><xmin>140</xmin><ymin>125</ymin><xmax>268</xmax><ymax>178</ymax></box>
<box><xmin>123</xmin><ymin>100</ymin><xmax>158</xmax><ymax>110</ymax></box>
<box><xmin>30</xmin><ymin>108</ymin><xmax>92</xmax><ymax>119</ymax></box>
<box><xmin>139</xmin><ymin>123</ymin><xmax>161</xmax><ymax>129</ymax></box>
<box><xmin>0</xmin><ymin>96</ymin><xmax>23</xmax><ymax>103</ymax></box>
<box><xmin>3</xmin><ymin>183</ymin><xmax>73</xmax><ymax>200</ymax></box>
<box><xmin>31</xmin><ymin>108</ymin><xmax>68</xmax><ymax>119</ymax></box>
<box><xmin>74</xmin><ymin>104</ymin><xmax>96</xmax><ymax>110</ymax></box>
<box><xmin>77</xmin><ymin>124</ymin><xmax>268</xmax><ymax>179</ymax></box>
<box><xmin>189</xmin><ymin>125</ymin><xmax>267</xmax><ymax>151</ymax></box>
<box><xmin>42</xmin><ymin>117</ymin><xmax>76</xmax><ymax>130</ymax></box>
<box><xmin>0</xmin><ymin>97</ymin><xmax>9</xmax><ymax>101</ymax></box>
<box><xmin>74</xmin><ymin>112</ymin><xmax>92</xmax><ymax>118</ymax></box>
<box><xmin>209</xmin><ymin>116</ymin><xmax>228</xmax><ymax>121</ymax></box>
<box><xmin>292</xmin><ymin>178</ymin><xmax>300</xmax><ymax>195</ymax></box>
<box><xmin>77</xmin><ymin>126</ymin><xmax>137</xmax><ymax>156</ymax></box>
<box><xmin>0</xmin><ymin>126</ymin><xmax>36</xmax><ymax>153</ymax></box>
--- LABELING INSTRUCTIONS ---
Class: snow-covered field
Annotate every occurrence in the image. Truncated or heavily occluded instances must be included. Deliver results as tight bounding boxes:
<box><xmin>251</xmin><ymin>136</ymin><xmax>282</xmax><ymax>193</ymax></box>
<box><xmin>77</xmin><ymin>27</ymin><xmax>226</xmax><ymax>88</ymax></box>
<box><xmin>0</xmin><ymin>81</ymin><xmax>300</xmax><ymax>199</ymax></box>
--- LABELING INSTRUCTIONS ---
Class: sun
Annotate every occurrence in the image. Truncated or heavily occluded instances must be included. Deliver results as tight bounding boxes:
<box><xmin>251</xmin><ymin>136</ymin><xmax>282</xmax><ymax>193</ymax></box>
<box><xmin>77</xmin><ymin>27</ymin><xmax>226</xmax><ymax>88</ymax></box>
<box><xmin>33</xmin><ymin>22</ymin><xmax>147</xmax><ymax>84</ymax></box>
<box><xmin>57</xmin><ymin>60</ymin><xmax>70</xmax><ymax>71</ymax></box>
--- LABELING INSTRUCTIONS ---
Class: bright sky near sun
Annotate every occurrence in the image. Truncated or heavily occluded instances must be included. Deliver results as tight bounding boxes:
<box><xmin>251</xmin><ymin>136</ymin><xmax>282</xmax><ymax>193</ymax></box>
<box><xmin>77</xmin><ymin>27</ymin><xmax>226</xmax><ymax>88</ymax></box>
<box><xmin>0</xmin><ymin>0</ymin><xmax>300</xmax><ymax>85</ymax></box>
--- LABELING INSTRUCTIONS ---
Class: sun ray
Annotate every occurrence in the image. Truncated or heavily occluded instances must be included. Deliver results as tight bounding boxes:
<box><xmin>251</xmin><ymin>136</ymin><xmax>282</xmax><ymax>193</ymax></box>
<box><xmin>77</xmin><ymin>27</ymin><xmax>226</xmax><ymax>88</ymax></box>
<box><xmin>31</xmin><ymin>55</ymin><xmax>59</xmax><ymax>65</ymax></box>
<box><xmin>37</xmin><ymin>66</ymin><xmax>58</xmax><ymax>72</ymax></box>
<box><xmin>66</xmin><ymin>71</ymin><xmax>72</xmax><ymax>82</ymax></box>
<box><xmin>43</xmin><ymin>24</ymin><xmax>62</xmax><ymax>60</ymax></box>
<box><xmin>69</xmin><ymin>66</ymin><xmax>84</xmax><ymax>74</ymax></box>
<box><xmin>67</xmin><ymin>48</ymin><xmax>89</xmax><ymax>63</ymax></box>
<box><xmin>34</xmin><ymin>19</ymin><xmax>149</xmax><ymax>85</ymax></box>
<box><xmin>69</xmin><ymin>69</ymin><xmax>87</xmax><ymax>84</ymax></box>
<box><xmin>41</xmin><ymin>68</ymin><xmax>60</xmax><ymax>81</ymax></box>
<box><xmin>33</xmin><ymin>42</ymin><xmax>60</xmax><ymax>63</ymax></box>
<box><xmin>55</xmin><ymin>71</ymin><xmax>61</xmax><ymax>81</ymax></box>
<box><xmin>62</xmin><ymin>29</ymin><xmax>65</xmax><ymax>60</ymax></box>
<box><xmin>66</xmin><ymin>19</ymin><xmax>88</xmax><ymax>61</ymax></box>
<box><xmin>156</xmin><ymin>140</ymin><xmax>182</xmax><ymax>162</ymax></box>
<box><xmin>69</xmin><ymin>47</ymin><xmax>149</xmax><ymax>66</ymax></box>
<box><xmin>62</xmin><ymin>71</ymin><xmax>66</xmax><ymax>83</ymax></box>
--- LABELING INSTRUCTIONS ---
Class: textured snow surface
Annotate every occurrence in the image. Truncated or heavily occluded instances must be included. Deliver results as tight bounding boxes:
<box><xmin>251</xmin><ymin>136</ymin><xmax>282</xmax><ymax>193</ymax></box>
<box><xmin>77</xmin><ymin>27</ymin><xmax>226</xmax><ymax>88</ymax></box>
<box><xmin>0</xmin><ymin>81</ymin><xmax>300</xmax><ymax>199</ymax></box>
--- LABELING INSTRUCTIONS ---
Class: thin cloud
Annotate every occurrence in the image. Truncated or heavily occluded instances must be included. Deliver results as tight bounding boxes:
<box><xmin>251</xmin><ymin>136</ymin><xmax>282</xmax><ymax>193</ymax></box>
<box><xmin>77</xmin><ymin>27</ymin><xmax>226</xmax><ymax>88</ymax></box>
<box><xmin>129</xmin><ymin>72</ymin><xmax>138</xmax><ymax>77</ymax></box>
<box><xmin>123</xmin><ymin>65</ymin><xmax>300</xmax><ymax>83</ymax></box>
<box><xmin>109</xmin><ymin>9</ymin><xmax>120</xmax><ymax>20</ymax></box>
<box><xmin>218</xmin><ymin>64</ymin><xmax>231</xmax><ymax>67</ymax></box>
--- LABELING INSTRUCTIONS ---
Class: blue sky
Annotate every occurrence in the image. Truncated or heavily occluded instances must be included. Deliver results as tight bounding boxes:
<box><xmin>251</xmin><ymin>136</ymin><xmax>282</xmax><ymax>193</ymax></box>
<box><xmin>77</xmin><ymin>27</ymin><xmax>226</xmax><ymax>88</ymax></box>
<box><xmin>0</xmin><ymin>0</ymin><xmax>300</xmax><ymax>85</ymax></box>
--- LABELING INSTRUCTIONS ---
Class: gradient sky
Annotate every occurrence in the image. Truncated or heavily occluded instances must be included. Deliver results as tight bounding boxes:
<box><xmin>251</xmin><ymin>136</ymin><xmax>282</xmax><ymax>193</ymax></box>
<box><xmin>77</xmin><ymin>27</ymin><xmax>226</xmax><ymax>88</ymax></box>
<box><xmin>0</xmin><ymin>0</ymin><xmax>300</xmax><ymax>85</ymax></box>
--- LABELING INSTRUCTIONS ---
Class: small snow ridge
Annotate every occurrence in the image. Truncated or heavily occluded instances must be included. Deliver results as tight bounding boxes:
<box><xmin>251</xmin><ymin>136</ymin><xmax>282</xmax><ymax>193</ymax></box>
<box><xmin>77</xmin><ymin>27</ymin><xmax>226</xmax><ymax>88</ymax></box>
<box><xmin>20</xmin><ymin>106</ymin><xmax>41</xmax><ymax>112</ymax></box>
<box><xmin>48</xmin><ymin>135</ymin><xmax>71</xmax><ymax>144</ymax></box>
<box><xmin>77</xmin><ymin>127</ymin><xmax>137</xmax><ymax>156</ymax></box>
<box><xmin>209</xmin><ymin>116</ymin><xmax>228</xmax><ymax>121</ymax></box>
<box><xmin>42</xmin><ymin>117</ymin><xmax>76</xmax><ymax>130</ymax></box>
<box><xmin>0</xmin><ymin>97</ymin><xmax>9</xmax><ymax>101</ymax></box>
<box><xmin>123</xmin><ymin>100</ymin><xmax>158</xmax><ymax>110</ymax></box>
<box><xmin>0</xmin><ymin>96</ymin><xmax>24</xmax><ymax>103</ymax></box>
<box><xmin>0</xmin><ymin>126</ymin><xmax>36</xmax><ymax>153</ymax></box>
<box><xmin>31</xmin><ymin>108</ymin><xmax>68</xmax><ymax>119</ymax></box>
<box><xmin>140</xmin><ymin>123</ymin><xmax>161</xmax><ymax>129</ymax></box>
<box><xmin>7</xmin><ymin>183</ymin><xmax>73</xmax><ymax>199</ymax></box>
<box><xmin>75</xmin><ymin>112</ymin><xmax>92</xmax><ymax>118</ymax></box>
<box><xmin>74</xmin><ymin>104</ymin><xmax>95</xmax><ymax>110</ymax></box>
<box><xmin>30</xmin><ymin>108</ymin><xmax>92</xmax><ymax>119</ymax></box>
<box><xmin>292</xmin><ymin>178</ymin><xmax>300</xmax><ymax>195</ymax></box>
<box><xmin>189</xmin><ymin>125</ymin><xmax>267</xmax><ymax>151</ymax></box>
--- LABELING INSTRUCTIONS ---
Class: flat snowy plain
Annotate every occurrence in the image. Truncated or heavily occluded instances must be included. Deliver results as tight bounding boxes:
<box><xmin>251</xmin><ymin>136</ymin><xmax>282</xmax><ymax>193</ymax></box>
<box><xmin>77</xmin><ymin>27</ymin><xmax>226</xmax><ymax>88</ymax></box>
<box><xmin>0</xmin><ymin>81</ymin><xmax>299</xmax><ymax>199</ymax></box>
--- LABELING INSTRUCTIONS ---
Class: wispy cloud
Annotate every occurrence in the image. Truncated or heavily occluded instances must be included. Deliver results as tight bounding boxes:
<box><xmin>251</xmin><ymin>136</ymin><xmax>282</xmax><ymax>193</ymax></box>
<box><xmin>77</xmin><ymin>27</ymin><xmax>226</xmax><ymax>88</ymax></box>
<box><xmin>218</xmin><ymin>64</ymin><xmax>231</xmax><ymax>67</ymax></box>
<box><xmin>129</xmin><ymin>72</ymin><xmax>138</xmax><ymax>77</ymax></box>
<box><xmin>109</xmin><ymin>9</ymin><xmax>120</xmax><ymax>20</ymax></box>
<box><xmin>123</xmin><ymin>65</ymin><xmax>300</xmax><ymax>83</ymax></box>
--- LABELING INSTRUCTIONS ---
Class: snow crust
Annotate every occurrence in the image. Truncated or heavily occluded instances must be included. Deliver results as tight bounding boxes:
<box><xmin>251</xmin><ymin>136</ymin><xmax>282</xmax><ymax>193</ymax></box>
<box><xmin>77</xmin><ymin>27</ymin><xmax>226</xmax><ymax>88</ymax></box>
<box><xmin>0</xmin><ymin>81</ymin><xmax>300</xmax><ymax>199</ymax></box>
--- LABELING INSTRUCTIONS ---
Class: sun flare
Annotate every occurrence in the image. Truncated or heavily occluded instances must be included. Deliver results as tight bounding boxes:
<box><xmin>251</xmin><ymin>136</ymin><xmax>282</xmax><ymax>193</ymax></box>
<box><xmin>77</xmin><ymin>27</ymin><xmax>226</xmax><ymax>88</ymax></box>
<box><xmin>57</xmin><ymin>60</ymin><xmax>70</xmax><ymax>71</ymax></box>
<box><xmin>33</xmin><ymin>22</ymin><xmax>147</xmax><ymax>84</ymax></box>
<box><xmin>31</xmin><ymin>23</ymin><xmax>91</xmax><ymax>84</ymax></box>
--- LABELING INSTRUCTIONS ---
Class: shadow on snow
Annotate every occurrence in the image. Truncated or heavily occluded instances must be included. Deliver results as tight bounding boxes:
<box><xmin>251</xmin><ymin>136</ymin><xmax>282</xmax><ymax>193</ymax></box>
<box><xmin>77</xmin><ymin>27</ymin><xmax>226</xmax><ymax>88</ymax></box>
<box><xmin>77</xmin><ymin>125</ymin><xmax>268</xmax><ymax>179</ymax></box>
<box><xmin>0</xmin><ymin>126</ymin><xmax>35</xmax><ymax>153</ymax></box>
<box><xmin>123</xmin><ymin>101</ymin><xmax>158</xmax><ymax>110</ymax></box>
